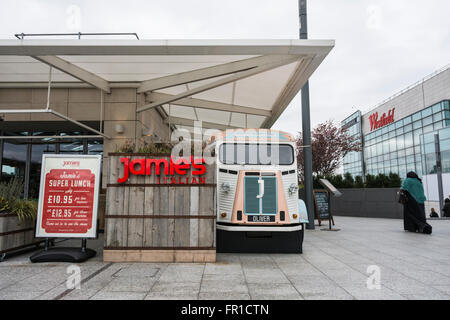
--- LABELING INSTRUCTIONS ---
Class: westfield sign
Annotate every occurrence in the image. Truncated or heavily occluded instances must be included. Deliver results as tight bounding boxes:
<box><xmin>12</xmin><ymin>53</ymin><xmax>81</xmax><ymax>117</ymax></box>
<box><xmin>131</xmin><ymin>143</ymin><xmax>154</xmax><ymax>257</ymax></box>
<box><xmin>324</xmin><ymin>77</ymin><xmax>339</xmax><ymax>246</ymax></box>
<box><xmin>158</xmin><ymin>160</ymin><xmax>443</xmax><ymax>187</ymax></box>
<box><xmin>369</xmin><ymin>108</ymin><xmax>395</xmax><ymax>131</ymax></box>
<box><xmin>118</xmin><ymin>156</ymin><xmax>207</xmax><ymax>184</ymax></box>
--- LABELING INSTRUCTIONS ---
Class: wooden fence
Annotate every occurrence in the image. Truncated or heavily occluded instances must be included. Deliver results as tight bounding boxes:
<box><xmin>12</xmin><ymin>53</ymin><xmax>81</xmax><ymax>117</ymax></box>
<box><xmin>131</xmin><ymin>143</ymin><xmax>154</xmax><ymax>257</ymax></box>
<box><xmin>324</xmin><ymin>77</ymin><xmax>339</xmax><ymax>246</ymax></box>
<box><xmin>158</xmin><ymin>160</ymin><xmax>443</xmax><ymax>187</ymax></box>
<box><xmin>104</xmin><ymin>154</ymin><xmax>216</xmax><ymax>262</ymax></box>
<box><xmin>0</xmin><ymin>214</ymin><xmax>42</xmax><ymax>256</ymax></box>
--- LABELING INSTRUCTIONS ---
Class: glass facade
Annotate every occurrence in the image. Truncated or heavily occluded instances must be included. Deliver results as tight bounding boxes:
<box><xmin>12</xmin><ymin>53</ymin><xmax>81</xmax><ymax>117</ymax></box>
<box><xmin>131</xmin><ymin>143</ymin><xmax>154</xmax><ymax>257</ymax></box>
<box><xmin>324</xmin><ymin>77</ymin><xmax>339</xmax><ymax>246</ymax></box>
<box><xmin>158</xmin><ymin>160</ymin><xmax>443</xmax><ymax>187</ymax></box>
<box><xmin>0</xmin><ymin>125</ymin><xmax>103</xmax><ymax>199</ymax></box>
<box><xmin>342</xmin><ymin>111</ymin><xmax>364</xmax><ymax>177</ymax></box>
<box><xmin>344</xmin><ymin>101</ymin><xmax>450</xmax><ymax>178</ymax></box>
<box><xmin>363</xmin><ymin>101</ymin><xmax>450</xmax><ymax>179</ymax></box>
<box><xmin>421</xmin><ymin>125</ymin><xmax>450</xmax><ymax>175</ymax></box>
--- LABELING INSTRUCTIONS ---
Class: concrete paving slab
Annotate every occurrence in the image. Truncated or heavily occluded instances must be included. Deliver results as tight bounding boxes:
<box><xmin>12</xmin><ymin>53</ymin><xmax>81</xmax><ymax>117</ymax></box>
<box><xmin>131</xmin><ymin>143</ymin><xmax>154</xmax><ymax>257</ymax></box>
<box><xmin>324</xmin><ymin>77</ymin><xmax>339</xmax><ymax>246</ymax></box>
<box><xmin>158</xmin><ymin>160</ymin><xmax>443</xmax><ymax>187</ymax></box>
<box><xmin>2</xmin><ymin>217</ymin><xmax>450</xmax><ymax>300</ymax></box>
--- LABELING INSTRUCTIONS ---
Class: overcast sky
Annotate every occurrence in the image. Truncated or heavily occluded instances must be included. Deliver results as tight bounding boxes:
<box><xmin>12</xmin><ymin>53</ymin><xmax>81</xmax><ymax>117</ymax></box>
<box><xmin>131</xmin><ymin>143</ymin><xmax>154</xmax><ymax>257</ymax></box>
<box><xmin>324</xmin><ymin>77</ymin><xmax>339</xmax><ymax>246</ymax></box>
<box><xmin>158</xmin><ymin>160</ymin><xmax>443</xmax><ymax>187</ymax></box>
<box><xmin>0</xmin><ymin>0</ymin><xmax>449</xmax><ymax>136</ymax></box>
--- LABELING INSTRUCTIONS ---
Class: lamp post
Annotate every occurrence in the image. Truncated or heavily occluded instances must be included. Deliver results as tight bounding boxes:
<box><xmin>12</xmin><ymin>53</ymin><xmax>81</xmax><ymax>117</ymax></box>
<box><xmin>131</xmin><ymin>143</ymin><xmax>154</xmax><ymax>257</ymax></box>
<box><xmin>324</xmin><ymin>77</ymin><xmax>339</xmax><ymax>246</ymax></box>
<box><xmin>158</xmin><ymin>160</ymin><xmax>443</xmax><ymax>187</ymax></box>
<box><xmin>299</xmin><ymin>0</ymin><xmax>315</xmax><ymax>229</ymax></box>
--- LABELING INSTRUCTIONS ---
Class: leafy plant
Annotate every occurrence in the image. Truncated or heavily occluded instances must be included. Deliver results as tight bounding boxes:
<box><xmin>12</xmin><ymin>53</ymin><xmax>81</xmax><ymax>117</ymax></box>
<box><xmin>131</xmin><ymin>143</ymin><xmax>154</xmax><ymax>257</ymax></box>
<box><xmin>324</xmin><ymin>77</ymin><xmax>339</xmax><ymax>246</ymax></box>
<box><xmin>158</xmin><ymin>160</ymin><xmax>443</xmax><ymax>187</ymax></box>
<box><xmin>0</xmin><ymin>176</ymin><xmax>23</xmax><ymax>205</ymax></box>
<box><xmin>114</xmin><ymin>139</ymin><xmax>135</xmax><ymax>153</ymax></box>
<box><xmin>137</xmin><ymin>141</ymin><xmax>173</xmax><ymax>154</ymax></box>
<box><xmin>12</xmin><ymin>199</ymin><xmax>37</xmax><ymax>223</ymax></box>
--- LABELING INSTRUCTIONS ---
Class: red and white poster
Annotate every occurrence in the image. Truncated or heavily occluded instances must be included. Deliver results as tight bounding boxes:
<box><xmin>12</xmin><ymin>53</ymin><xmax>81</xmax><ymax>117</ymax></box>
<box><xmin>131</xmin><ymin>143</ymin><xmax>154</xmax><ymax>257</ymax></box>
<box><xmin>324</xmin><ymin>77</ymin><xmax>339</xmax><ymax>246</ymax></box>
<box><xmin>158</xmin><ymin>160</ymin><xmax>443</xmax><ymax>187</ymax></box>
<box><xmin>35</xmin><ymin>155</ymin><xmax>102</xmax><ymax>238</ymax></box>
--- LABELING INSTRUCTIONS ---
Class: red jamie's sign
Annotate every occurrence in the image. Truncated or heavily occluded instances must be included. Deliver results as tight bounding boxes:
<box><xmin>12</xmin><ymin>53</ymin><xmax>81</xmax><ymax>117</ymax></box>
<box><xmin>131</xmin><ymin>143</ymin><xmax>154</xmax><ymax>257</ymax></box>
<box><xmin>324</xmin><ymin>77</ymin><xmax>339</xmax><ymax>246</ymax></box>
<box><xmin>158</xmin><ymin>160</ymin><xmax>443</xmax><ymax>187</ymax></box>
<box><xmin>118</xmin><ymin>156</ymin><xmax>207</xmax><ymax>185</ymax></box>
<box><xmin>369</xmin><ymin>108</ymin><xmax>395</xmax><ymax>131</ymax></box>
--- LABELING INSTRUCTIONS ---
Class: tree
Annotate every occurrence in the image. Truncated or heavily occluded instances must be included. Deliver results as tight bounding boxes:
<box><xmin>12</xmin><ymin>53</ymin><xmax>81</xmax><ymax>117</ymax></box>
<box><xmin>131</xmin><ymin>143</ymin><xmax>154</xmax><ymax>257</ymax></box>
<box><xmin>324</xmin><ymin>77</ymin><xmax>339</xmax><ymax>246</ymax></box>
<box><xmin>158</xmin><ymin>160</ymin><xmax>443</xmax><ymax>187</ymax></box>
<box><xmin>296</xmin><ymin>120</ymin><xmax>361</xmax><ymax>182</ymax></box>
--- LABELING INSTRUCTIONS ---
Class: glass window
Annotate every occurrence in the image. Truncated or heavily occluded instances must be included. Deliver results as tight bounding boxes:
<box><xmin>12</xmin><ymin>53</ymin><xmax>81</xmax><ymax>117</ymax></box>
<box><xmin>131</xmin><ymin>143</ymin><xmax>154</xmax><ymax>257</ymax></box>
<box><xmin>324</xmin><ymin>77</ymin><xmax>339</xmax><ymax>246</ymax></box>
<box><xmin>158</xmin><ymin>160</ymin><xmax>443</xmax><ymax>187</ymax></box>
<box><xmin>423</xmin><ymin>124</ymin><xmax>433</xmax><ymax>133</ymax></box>
<box><xmin>433</xmin><ymin>112</ymin><xmax>443</xmax><ymax>122</ymax></box>
<box><xmin>422</xmin><ymin>108</ymin><xmax>432</xmax><ymax>118</ymax></box>
<box><xmin>443</xmin><ymin>101</ymin><xmax>450</xmax><ymax>111</ymax></box>
<box><xmin>395</xmin><ymin>120</ymin><xmax>404</xmax><ymax>129</ymax></box>
<box><xmin>434</xmin><ymin>121</ymin><xmax>443</xmax><ymax>130</ymax></box>
<box><xmin>404</xmin><ymin>132</ymin><xmax>413</xmax><ymax>148</ymax></box>
<box><xmin>396</xmin><ymin>127</ymin><xmax>404</xmax><ymax>135</ymax></box>
<box><xmin>389</xmin><ymin>138</ymin><xmax>397</xmax><ymax>152</ymax></box>
<box><xmin>440</xmin><ymin>139</ymin><xmax>450</xmax><ymax>152</ymax></box>
<box><xmin>59</xmin><ymin>141</ymin><xmax>84</xmax><ymax>154</ymax></box>
<box><xmin>2</xmin><ymin>140</ymin><xmax>27</xmax><ymax>183</ymax></box>
<box><xmin>404</xmin><ymin>124</ymin><xmax>412</xmax><ymax>133</ymax></box>
<box><xmin>439</xmin><ymin>128</ymin><xmax>450</xmax><ymax>141</ymax></box>
<box><xmin>397</xmin><ymin>135</ymin><xmax>405</xmax><ymax>150</ymax></box>
<box><xmin>29</xmin><ymin>143</ymin><xmax>56</xmax><ymax>199</ymax></box>
<box><xmin>425</xmin><ymin>153</ymin><xmax>437</xmax><ymax>174</ymax></box>
<box><xmin>424</xmin><ymin>143</ymin><xmax>435</xmax><ymax>154</ymax></box>
<box><xmin>219</xmin><ymin>143</ymin><xmax>294</xmax><ymax>165</ymax></box>
<box><xmin>412</xmin><ymin>112</ymin><xmax>422</xmax><ymax>121</ymax></box>
<box><xmin>403</xmin><ymin>116</ymin><xmax>412</xmax><ymax>125</ymax></box>
<box><xmin>441</xmin><ymin>150</ymin><xmax>450</xmax><ymax>173</ymax></box>
<box><xmin>432</xmin><ymin>103</ymin><xmax>442</xmax><ymax>114</ymax></box>
<box><xmin>413</xmin><ymin>120</ymin><xmax>422</xmax><ymax>130</ymax></box>
<box><xmin>423</xmin><ymin>115</ymin><xmax>433</xmax><ymax>126</ymax></box>
<box><xmin>413</xmin><ymin>129</ymin><xmax>423</xmax><ymax>145</ymax></box>
<box><xmin>406</xmin><ymin>147</ymin><xmax>414</xmax><ymax>156</ymax></box>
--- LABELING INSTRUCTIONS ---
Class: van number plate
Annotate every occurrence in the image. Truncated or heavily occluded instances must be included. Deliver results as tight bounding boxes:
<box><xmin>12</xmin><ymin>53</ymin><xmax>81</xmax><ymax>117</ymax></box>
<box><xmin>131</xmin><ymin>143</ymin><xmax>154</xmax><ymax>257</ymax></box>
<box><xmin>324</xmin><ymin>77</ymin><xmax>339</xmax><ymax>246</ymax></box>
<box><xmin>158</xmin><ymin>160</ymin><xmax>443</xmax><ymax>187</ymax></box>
<box><xmin>247</xmin><ymin>215</ymin><xmax>275</xmax><ymax>222</ymax></box>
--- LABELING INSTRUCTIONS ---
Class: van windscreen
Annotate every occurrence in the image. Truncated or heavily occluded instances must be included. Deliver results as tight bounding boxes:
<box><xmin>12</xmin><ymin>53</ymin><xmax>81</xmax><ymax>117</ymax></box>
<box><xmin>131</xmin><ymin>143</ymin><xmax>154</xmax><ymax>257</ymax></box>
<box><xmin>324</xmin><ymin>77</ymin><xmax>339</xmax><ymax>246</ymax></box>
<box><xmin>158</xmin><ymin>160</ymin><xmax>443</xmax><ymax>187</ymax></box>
<box><xmin>219</xmin><ymin>143</ymin><xmax>294</xmax><ymax>165</ymax></box>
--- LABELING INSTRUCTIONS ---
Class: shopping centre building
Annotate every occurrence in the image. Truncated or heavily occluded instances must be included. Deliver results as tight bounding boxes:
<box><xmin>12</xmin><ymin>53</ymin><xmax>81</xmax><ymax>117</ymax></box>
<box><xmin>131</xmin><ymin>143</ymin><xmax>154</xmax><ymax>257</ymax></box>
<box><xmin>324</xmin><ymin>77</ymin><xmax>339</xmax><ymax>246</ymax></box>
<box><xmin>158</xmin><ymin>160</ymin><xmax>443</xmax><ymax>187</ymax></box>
<box><xmin>342</xmin><ymin>65</ymin><xmax>450</xmax><ymax>212</ymax></box>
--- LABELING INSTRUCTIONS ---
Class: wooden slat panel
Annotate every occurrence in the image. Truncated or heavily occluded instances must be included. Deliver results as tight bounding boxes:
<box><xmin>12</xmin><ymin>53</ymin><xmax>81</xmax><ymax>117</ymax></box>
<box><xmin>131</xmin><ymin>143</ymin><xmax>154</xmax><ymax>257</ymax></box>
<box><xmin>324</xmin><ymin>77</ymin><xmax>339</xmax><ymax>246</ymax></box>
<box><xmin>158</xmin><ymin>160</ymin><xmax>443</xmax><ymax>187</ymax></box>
<box><xmin>143</xmin><ymin>158</ymin><xmax>154</xmax><ymax>247</ymax></box>
<box><xmin>174</xmin><ymin>180</ymin><xmax>190</xmax><ymax>247</ymax></box>
<box><xmin>190</xmin><ymin>186</ymin><xmax>199</xmax><ymax>247</ymax></box>
<box><xmin>105</xmin><ymin>155</ymin><xmax>216</xmax><ymax>256</ymax></box>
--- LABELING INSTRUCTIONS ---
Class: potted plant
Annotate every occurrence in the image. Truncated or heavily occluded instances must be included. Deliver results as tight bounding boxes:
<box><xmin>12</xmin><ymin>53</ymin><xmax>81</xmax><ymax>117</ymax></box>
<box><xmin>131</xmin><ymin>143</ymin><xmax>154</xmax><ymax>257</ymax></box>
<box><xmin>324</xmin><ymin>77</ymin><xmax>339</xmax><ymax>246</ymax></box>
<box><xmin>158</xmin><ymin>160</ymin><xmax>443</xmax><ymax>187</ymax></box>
<box><xmin>0</xmin><ymin>177</ymin><xmax>40</xmax><ymax>260</ymax></box>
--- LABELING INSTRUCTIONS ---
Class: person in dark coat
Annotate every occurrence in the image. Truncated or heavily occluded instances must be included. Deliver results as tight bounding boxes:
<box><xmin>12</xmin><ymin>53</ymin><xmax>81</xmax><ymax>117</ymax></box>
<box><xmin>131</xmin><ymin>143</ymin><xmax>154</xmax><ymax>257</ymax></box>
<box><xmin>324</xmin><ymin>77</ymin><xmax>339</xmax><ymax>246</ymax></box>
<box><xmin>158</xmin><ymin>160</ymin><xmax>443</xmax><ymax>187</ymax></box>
<box><xmin>430</xmin><ymin>208</ymin><xmax>439</xmax><ymax>218</ymax></box>
<box><xmin>443</xmin><ymin>197</ymin><xmax>450</xmax><ymax>217</ymax></box>
<box><xmin>400</xmin><ymin>171</ymin><xmax>432</xmax><ymax>234</ymax></box>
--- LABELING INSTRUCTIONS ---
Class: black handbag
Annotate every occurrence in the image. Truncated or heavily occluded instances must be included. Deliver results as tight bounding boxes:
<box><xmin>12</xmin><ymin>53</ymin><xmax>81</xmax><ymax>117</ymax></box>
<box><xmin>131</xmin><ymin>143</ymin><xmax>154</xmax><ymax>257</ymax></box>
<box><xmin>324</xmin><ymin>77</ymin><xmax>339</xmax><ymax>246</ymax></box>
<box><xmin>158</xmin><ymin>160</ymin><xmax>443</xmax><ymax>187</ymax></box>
<box><xmin>398</xmin><ymin>189</ymin><xmax>408</xmax><ymax>204</ymax></box>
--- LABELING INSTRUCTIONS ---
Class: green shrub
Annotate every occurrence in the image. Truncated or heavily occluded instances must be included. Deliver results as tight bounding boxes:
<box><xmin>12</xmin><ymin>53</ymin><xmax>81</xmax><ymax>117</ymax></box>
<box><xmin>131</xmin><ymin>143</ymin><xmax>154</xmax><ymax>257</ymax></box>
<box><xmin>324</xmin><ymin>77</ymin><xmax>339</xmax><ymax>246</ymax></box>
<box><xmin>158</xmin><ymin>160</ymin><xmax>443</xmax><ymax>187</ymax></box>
<box><xmin>343</xmin><ymin>172</ymin><xmax>354</xmax><ymax>188</ymax></box>
<box><xmin>114</xmin><ymin>139</ymin><xmax>135</xmax><ymax>153</ymax></box>
<box><xmin>388</xmin><ymin>172</ymin><xmax>402</xmax><ymax>187</ymax></box>
<box><xmin>312</xmin><ymin>172</ymin><xmax>403</xmax><ymax>189</ymax></box>
<box><xmin>12</xmin><ymin>199</ymin><xmax>37</xmax><ymax>223</ymax></box>
<box><xmin>355</xmin><ymin>176</ymin><xmax>364</xmax><ymax>188</ymax></box>
<box><xmin>0</xmin><ymin>176</ymin><xmax>23</xmax><ymax>205</ymax></box>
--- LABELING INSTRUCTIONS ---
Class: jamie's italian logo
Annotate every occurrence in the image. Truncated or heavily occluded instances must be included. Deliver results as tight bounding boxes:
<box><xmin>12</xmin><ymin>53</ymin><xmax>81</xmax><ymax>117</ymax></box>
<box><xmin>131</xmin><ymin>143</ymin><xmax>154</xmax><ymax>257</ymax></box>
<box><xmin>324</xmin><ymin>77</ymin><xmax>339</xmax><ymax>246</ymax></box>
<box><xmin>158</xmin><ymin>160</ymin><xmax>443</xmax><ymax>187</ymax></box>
<box><xmin>369</xmin><ymin>108</ymin><xmax>395</xmax><ymax>131</ymax></box>
<box><xmin>118</xmin><ymin>156</ymin><xmax>207</xmax><ymax>185</ymax></box>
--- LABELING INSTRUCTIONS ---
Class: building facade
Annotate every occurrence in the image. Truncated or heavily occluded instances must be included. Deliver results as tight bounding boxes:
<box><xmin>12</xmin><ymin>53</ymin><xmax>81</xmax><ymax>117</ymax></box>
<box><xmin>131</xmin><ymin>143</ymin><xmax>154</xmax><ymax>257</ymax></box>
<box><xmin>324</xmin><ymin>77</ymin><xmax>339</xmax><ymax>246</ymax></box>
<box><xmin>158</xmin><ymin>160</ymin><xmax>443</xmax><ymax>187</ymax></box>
<box><xmin>342</xmin><ymin>66</ymin><xmax>450</xmax><ymax>180</ymax></box>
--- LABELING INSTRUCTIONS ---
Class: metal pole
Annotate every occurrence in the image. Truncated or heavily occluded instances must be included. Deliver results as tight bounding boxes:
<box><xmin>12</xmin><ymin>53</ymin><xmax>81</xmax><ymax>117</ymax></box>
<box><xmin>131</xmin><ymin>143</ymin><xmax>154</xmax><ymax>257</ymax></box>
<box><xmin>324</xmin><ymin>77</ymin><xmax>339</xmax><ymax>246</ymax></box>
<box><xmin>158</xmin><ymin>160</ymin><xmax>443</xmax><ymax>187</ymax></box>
<box><xmin>435</xmin><ymin>133</ymin><xmax>444</xmax><ymax>217</ymax></box>
<box><xmin>299</xmin><ymin>0</ymin><xmax>315</xmax><ymax>229</ymax></box>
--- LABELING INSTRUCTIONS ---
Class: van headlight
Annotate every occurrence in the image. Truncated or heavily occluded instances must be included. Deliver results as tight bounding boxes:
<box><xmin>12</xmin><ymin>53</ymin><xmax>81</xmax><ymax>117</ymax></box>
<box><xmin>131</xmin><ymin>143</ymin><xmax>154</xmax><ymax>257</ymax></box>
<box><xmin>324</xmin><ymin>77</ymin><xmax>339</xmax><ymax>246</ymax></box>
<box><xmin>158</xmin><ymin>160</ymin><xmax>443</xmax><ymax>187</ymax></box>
<box><xmin>288</xmin><ymin>183</ymin><xmax>298</xmax><ymax>195</ymax></box>
<box><xmin>221</xmin><ymin>182</ymin><xmax>231</xmax><ymax>192</ymax></box>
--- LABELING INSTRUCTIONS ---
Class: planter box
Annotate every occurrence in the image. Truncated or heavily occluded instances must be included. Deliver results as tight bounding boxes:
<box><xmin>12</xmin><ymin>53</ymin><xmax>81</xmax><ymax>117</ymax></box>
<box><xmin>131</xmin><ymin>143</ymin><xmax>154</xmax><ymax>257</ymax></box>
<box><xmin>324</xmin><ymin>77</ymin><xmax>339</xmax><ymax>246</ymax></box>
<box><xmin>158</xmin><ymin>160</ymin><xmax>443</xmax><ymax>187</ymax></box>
<box><xmin>0</xmin><ymin>214</ymin><xmax>41</xmax><ymax>256</ymax></box>
<box><xmin>103</xmin><ymin>153</ymin><xmax>216</xmax><ymax>262</ymax></box>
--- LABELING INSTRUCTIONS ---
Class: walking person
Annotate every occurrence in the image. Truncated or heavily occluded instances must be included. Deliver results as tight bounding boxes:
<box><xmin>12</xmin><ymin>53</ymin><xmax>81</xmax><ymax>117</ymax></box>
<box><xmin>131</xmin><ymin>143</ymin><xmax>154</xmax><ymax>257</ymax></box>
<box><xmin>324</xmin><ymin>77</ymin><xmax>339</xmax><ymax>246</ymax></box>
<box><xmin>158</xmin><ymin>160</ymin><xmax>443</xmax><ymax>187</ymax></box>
<box><xmin>400</xmin><ymin>171</ymin><xmax>432</xmax><ymax>234</ymax></box>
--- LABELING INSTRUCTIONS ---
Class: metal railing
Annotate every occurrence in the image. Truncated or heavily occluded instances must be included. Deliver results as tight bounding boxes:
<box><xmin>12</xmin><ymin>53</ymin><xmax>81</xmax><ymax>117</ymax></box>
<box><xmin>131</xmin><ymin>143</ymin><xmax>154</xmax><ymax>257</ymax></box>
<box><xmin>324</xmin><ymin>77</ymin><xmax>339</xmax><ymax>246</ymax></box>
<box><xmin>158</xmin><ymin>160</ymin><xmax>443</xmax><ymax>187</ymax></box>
<box><xmin>14</xmin><ymin>32</ymin><xmax>140</xmax><ymax>40</ymax></box>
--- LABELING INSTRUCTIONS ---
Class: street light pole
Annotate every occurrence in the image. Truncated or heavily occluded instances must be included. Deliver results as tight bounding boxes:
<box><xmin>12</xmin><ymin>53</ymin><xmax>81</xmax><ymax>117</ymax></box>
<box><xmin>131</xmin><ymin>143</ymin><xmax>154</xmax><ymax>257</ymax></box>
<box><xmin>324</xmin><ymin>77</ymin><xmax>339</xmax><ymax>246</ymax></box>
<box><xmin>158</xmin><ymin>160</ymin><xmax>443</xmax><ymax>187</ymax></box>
<box><xmin>299</xmin><ymin>0</ymin><xmax>315</xmax><ymax>229</ymax></box>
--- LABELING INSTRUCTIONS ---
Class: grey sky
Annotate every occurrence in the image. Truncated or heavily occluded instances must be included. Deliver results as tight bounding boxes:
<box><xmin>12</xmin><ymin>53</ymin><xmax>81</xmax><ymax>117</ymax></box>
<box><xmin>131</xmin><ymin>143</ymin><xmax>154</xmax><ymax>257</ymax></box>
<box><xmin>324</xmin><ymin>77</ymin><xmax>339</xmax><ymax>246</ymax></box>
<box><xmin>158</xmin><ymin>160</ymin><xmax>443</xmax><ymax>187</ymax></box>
<box><xmin>1</xmin><ymin>0</ymin><xmax>449</xmax><ymax>136</ymax></box>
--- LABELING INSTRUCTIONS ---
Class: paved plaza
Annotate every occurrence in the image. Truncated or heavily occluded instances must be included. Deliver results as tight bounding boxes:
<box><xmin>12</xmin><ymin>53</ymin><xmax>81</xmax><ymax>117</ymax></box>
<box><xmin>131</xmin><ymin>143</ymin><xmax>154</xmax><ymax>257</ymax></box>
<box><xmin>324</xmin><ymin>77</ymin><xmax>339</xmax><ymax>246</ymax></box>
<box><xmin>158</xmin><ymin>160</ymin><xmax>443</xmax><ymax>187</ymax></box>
<box><xmin>1</xmin><ymin>216</ymin><xmax>450</xmax><ymax>300</ymax></box>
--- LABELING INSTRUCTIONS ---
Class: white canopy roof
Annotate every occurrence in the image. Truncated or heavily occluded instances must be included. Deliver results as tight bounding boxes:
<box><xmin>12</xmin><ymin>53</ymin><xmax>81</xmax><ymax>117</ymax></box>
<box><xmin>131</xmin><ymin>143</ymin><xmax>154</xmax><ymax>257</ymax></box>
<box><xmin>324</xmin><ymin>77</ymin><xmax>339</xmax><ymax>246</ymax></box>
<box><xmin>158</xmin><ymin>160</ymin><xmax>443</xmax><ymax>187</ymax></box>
<box><xmin>0</xmin><ymin>39</ymin><xmax>334</xmax><ymax>130</ymax></box>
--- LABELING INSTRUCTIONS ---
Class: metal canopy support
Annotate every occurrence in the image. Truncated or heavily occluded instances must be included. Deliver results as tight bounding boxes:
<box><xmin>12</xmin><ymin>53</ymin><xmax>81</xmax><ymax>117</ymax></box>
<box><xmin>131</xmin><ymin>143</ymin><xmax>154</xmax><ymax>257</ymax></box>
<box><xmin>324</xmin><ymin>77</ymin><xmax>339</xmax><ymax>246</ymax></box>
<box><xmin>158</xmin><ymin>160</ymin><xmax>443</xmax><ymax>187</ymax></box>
<box><xmin>0</xmin><ymin>109</ymin><xmax>110</xmax><ymax>139</ymax></box>
<box><xmin>138</xmin><ymin>54</ymin><xmax>299</xmax><ymax>93</ymax></box>
<box><xmin>137</xmin><ymin>55</ymin><xmax>301</xmax><ymax>112</ymax></box>
<box><xmin>299</xmin><ymin>0</ymin><xmax>315</xmax><ymax>230</ymax></box>
<box><xmin>164</xmin><ymin>116</ymin><xmax>238</xmax><ymax>131</ymax></box>
<box><xmin>32</xmin><ymin>55</ymin><xmax>111</xmax><ymax>93</ymax></box>
<box><xmin>146</xmin><ymin>92</ymin><xmax>271</xmax><ymax>117</ymax></box>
